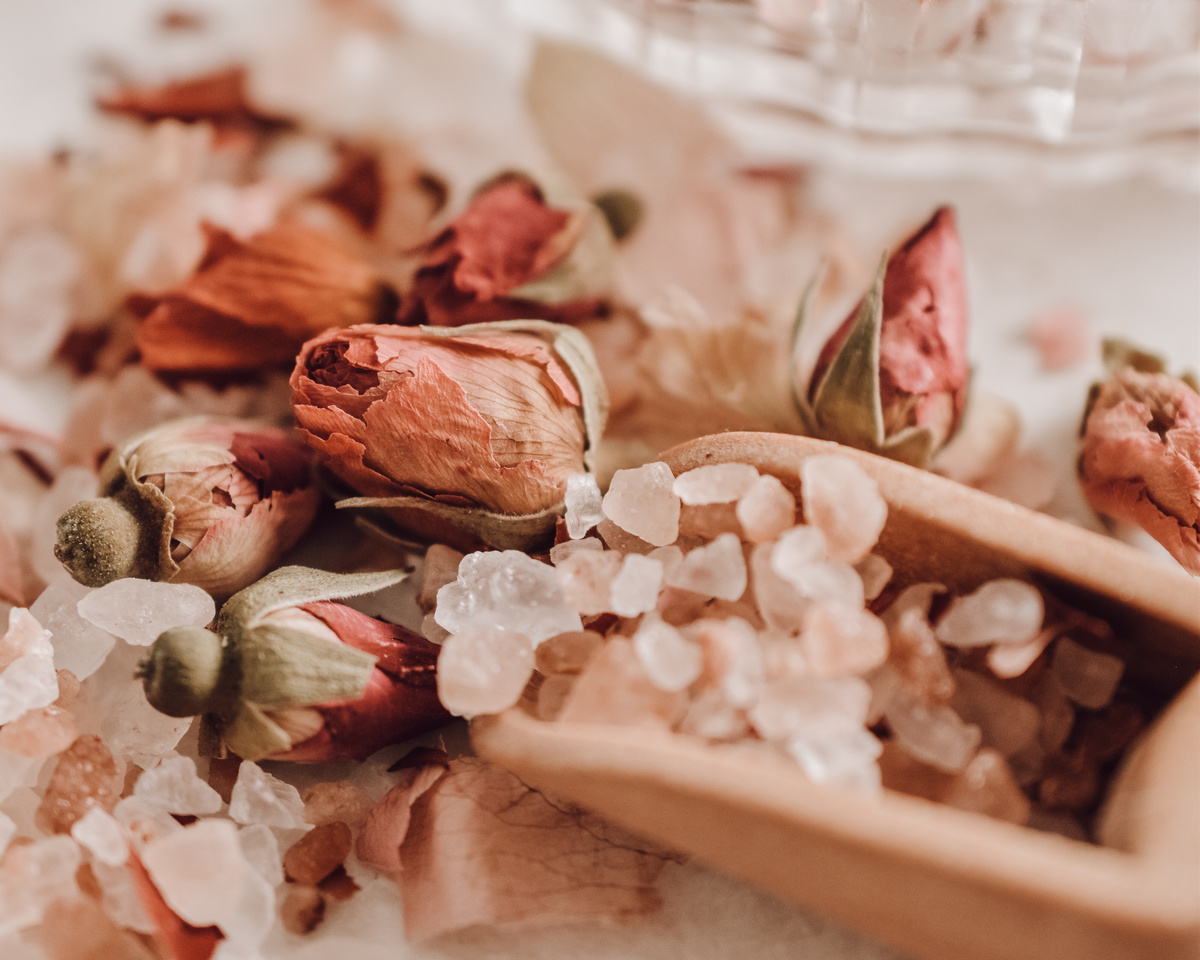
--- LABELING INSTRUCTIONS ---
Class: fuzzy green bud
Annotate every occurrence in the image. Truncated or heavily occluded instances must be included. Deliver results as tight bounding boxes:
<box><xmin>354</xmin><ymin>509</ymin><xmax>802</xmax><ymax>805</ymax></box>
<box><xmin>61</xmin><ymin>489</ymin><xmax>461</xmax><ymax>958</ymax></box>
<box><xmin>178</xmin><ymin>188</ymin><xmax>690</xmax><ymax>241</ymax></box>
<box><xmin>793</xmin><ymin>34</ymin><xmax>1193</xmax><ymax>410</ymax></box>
<box><xmin>138</xmin><ymin>626</ymin><xmax>228</xmax><ymax>718</ymax></box>
<box><xmin>54</xmin><ymin>498</ymin><xmax>144</xmax><ymax>587</ymax></box>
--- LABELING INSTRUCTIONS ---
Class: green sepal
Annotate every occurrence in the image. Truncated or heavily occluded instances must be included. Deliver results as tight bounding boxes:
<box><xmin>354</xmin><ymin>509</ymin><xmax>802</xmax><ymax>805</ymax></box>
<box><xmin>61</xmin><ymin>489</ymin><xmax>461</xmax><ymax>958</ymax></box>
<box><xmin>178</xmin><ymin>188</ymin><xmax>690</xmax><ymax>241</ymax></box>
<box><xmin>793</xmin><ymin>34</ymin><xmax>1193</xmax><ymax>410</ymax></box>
<box><xmin>222</xmin><ymin>701</ymin><xmax>294</xmax><ymax>762</ymax></box>
<box><xmin>789</xmin><ymin>262</ymin><xmax>827</xmax><ymax>435</ymax></box>
<box><xmin>234</xmin><ymin>622</ymin><xmax>376</xmax><ymax>708</ymax></box>
<box><xmin>877</xmin><ymin>425</ymin><xmax>938</xmax><ymax>468</ymax></box>
<box><xmin>335</xmin><ymin>495</ymin><xmax>561</xmax><ymax>553</ymax></box>
<box><xmin>218</xmin><ymin>565</ymin><xmax>411</xmax><ymax>631</ymax></box>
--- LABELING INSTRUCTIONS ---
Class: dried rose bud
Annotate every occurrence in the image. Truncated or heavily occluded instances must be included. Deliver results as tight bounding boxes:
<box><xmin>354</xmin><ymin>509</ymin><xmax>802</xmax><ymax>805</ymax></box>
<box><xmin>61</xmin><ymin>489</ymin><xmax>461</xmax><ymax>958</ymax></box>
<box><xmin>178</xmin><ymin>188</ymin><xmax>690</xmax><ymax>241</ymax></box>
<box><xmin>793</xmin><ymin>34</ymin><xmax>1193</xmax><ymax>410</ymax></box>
<box><xmin>55</xmin><ymin>417</ymin><xmax>320</xmax><ymax>597</ymax></box>
<box><xmin>396</xmin><ymin>172</ymin><xmax>612</xmax><ymax>327</ymax></box>
<box><xmin>1079</xmin><ymin>340</ymin><xmax>1200</xmax><ymax>574</ymax></box>
<box><xmin>132</xmin><ymin>221</ymin><xmax>394</xmax><ymax>373</ymax></box>
<box><xmin>794</xmin><ymin>207</ymin><xmax>970</xmax><ymax>467</ymax></box>
<box><xmin>136</xmin><ymin>566</ymin><xmax>448</xmax><ymax>762</ymax></box>
<box><xmin>290</xmin><ymin>320</ymin><xmax>607</xmax><ymax>551</ymax></box>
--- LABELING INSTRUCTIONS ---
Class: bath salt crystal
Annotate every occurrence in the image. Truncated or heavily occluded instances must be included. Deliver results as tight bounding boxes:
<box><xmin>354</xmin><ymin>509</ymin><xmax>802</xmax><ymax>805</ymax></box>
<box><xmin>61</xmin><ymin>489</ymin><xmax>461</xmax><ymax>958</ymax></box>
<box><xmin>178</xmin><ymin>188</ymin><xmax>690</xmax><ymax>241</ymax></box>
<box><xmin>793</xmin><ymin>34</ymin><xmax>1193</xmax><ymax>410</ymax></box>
<box><xmin>435</xmin><ymin>550</ymin><xmax>582</xmax><ymax>647</ymax></box>
<box><xmin>86</xmin><ymin>643</ymin><xmax>192</xmax><ymax>767</ymax></box>
<box><xmin>0</xmin><ymin>705</ymin><xmax>77</xmax><ymax>758</ymax></box>
<box><xmin>417</xmin><ymin>544</ymin><xmax>463</xmax><ymax>611</ymax></box>
<box><xmin>596</xmin><ymin>517</ymin><xmax>656</xmax><ymax>555</ymax></box>
<box><xmin>686</xmin><ymin>617</ymin><xmax>763</xmax><ymax>707</ymax></box>
<box><xmin>673</xmin><ymin>463</ymin><xmax>760</xmax><ymax>505</ymax></box>
<box><xmin>886</xmin><ymin>689</ymin><xmax>982</xmax><ymax>772</ymax></box>
<box><xmin>218</xmin><ymin>858</ymin><xmax>276</xmax><ymax>955</ymax></box>
<box><xmin>0</xmin><ymin>608</ymin><xmax>57</xmax><ymax>725</ymax></box>
<box><xmin>678</xmin><ymin>690</ymin><xmax>751</xmax><ymax>741</ymax></box>
<box><xmin>987</xmin><ymin>628</ymin><xmax>1052</xmax><ymax>678</ymax></box>
<box><xmin>0</xmin><ymin>746</ymin><xmax>43</xmax><ymax>803</ymax></box>
<box><xmin>855</xmin><ymin>553</ymin><xmax>893</xmax><ymax>601</ymax></box>
<box><xmin>437</xmin><ymin>627</ymin><xmax>535</xmax><ymax>718</ymax></box>
<box><xmin>239</xmin><ymin>823</ymin><xmax>284</xmax><ymax>886</ymax></box>
<box><xmin>549</xmin><ymin>536</ymin><xmax>604</xmax><ymax>565</ymax></box>
<box><xmin>666</xmin><ymin>533</ymin><xmax>746</xmax><ymax>601</ymax></box>
<box><xmin>77</xmin><ymin>579</ymin><xmax>215</xmax><ymax>647</ymax></box>
<box><xmin>564</xmin><ymin>473</ymin><xmax>605</xmax><ymax>538</ymax></box>
<box><xmin>35</xmin><ymin>734</ymin><xmax>123</xmax><ymax>835</ymax></box>
<box><xmin>29</xmin><ymin>575</ymin><xmax>115</xmax><ymax>679</ymax></box>
<box><xmin>133</xmin><ymin>755</ymin><xmax>222</xmax><ymax>815</ymax></box>
<box><xmin>950</xmin><ymin>670</ymin><xmax>1041</xmax><ymax>757</ymax></box>
<box><xmin>112</xmin><ymin>795</ymin><xmax>180</xmax><ymax>839</ymax></box>
<box><xmin>301</xmin><ymin>780</ymin><xmax>370</xmax><ymax>827</ymax></box>
<box><xmin>602</xmin><ymin>462</ymin><xmax>680</xmax><ymax>546</ymax></box>
<box><xmin>535</xmin><ymin>631</ymin><xmax>603</xmax><ymax>675</ymax></box>
<box><xmin>772</xmin><ymin>525</ymin><xmax>827</xmax><ymax>571</ymax></box>
<box><xmin>750</xmin><ymin>543</ymin><xmax>811</xmax><ymax>632</ymax></box>
<box><xmin>802</xmin><ymin>603</ymin><xmax>889</xmax><ymax>677</ymax></box>
<box><xmin>1051</xmin><ymin>637</ymin><xmax>1125</xmax><ymax>710</ymax></box>
<box><xmin>0</xmin><ymin>834</ymin><xmax>81</xmax><ymax>937</ymax></box>
<box><xmin>935</xmin><ymin>579</ymin><xmax>1044</xmax><ymax>648</ymax></box>
<box><xmin>787</xmin><ymin>728</ymin><xmax>883</xmax><ymax>792</ymax></box>
<box><xmin>735</xmin><ymin>474</ymin><xmax>796</xmax><ymax>544</ymax></box>
<box><xmin>940</xmin><ymin>749</ymin><xmax>1031</xmax><ymax>825</ymax></box>
<box><xmin>536</xmin><ymin>673</ymin><xmax>575</xmax><ymax>721</ymax></box>
<box><xmin>648</xmin><ymin>544</ymin><xmax>685</xmax><ymax>580</ymax></box>
<box><xmin>555</xmin><ymin>549</ymin><xmax>622</xmax><ymax>615</ymax></box>
<box><xmin>800</xmin><ymin>455</ymin><xmax>887</xmax><ymax>564</ymax></box>
<box><xmin>749</xmin><ymin>677</ymin><xmax>872</xmax><ymax>742</ymax></box>
<box><xmin>69</xmin><ymin>807</ymin><xmax>129</xmax><ymax>866</ymax></box>
<box><xmin>556</xmin><ymin>638</ymin><xmax>684</xmax><ymax>728</ymax></box>
<box><xmin>229</xmin><ymin>761</ymin><xmax>308</xmax><ymax>829</ymax></box>
<box><xmin>633</xmin><ymin>616</ymin><xmax>703</xmax><ymax>692</ymax></box>
<box><xmin>611</xmin><ymin>554</ymin><xmax>664</xmax><ymax>616</ymax></box>
<box><xmin>141</xmin><ymin>818</ymin><xmax>246</xmax><ymax>927</ymax></box>
<box><xmin>773</xmin><ymin>558</ymin><xmax>865</xmax><ymax>611</ymax></box>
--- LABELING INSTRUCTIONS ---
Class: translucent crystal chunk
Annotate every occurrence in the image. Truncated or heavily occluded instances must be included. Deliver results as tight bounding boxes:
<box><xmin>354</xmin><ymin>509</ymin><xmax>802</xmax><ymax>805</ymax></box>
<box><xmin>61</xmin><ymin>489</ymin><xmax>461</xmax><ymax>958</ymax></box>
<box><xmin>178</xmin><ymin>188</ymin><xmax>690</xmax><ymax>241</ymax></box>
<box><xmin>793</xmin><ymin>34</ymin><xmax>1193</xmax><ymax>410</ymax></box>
<box><xmin>602</xmin><ymin>461</ymin><xmax>680</xmax><ymax>546</ymax></box>
<box><xmin>633</xmin><ymin>616</ymin><xmax>703</xmax><ymax>692</ymax></box>
<box><xmin>140</xmin><ymin>818</ymin><xmax>246</xmax><ymax>927</ymax></box>
<box><xmin>239</xmin><ymin>823</ymin><xmax>284</xmax><ymax>886</ymax></box>
<box><xmin>229</xmin><ymin>761</ymin><xmax>307</xmax><ymax>829</ymax></box>
<box><xmin>69</xmin><ymin>807</ymin><xmax>129</xmax><ymax>866</ymax></box>
<box><xmin>29</xmin><ymin>575</ymin><xmax>114</xmax><ymax>679</ymax></box>
<box><xmin>800</xmin><ymin>454</ymin><xmax>887</xmax><ymax>563</ymax></box>
<box><xmin>564</xmin><ymin>472</ymin><xmax>605</xmax><ymax>539</ymax></box>
<box><xmin>77</xmin><ymin>579</ymin><xmax>215</xmax><ymax>647</ymax></box>
<box><xmin>134</xmin><ymin>755</ymin><xmax>222</xmax><ymax>815</ymax></box>
<box><xmin>935</xmin><ymin>579</ymin><xmax>1044</xmax><ymax>648</ymax></box>
<box><xmin>0</xmin><ymin>609</ymin><xmax>57</xmax><ymax>725</ymax></box>
<box><xmin>787</xmin><ymin>728</ymin><xmax>883</xmax><ymax>792</ymax></box>
<box><xmin>886</xmin><ymin>687</ymin><xmax>981</xmax><ymax>772</ymax></box>
<box><xmin>735</xmin><ymin>474</ymin><xmax>796</xmax><ymax>544</ymax></box>
<box><xmin>749</xmin><ymin>676</ymin><xmax>872</xmax><ymax>742</ymax></box>
<box><xmin>610</xmin><ymin>554</ymin><xmax>664</xmax><ymax>616</ymax></box>
<box><xmin>667</xmin><ymin>533</ymin><xmax>747</xmax><ymax>601</ymax></box>
<box><xmin>673</xmin><ymin>463</ymin><xmax>760</xmax><ymax>505</ymax></box>
<box><xmin>437</xmin><ymin>627</ymin><xmax>535</xmax><ymax>719</ymax></box>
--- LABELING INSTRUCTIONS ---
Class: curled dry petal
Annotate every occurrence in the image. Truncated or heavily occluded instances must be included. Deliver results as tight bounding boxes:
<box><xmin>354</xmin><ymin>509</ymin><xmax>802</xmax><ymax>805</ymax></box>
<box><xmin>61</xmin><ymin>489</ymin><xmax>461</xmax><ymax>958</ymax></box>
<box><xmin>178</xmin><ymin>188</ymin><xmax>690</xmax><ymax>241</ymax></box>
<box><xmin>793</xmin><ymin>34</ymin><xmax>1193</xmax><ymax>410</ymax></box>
<box><xmin>54</xmin><ymin>417</ymin><xmax>320</xmax><ymax>597</ymax></box>
<box><xmin>397</xmin><ymin>172</ymin><xmax>611</xmax><ymax>327</ymax></box>
<box><xmin>133</xmin><ymin>221</ymin><xmax>393</xmax><ymax>373</ymax></box>
<box><xmin>1079</xmin><ymin>342</ymin><xmax>1200</xmax><ymax>574</ymax></box>
<box><xmin>291</xmin><ymin>320</ymin><xmax>606</xmax><ymax>550</ymax></box>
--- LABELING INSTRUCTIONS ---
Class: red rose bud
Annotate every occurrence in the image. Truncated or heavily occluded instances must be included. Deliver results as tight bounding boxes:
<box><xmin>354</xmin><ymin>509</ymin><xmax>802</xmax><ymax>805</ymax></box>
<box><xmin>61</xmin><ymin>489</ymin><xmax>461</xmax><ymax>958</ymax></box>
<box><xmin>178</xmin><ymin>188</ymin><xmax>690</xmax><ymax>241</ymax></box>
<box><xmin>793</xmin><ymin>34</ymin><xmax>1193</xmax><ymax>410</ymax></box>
<box><xmin>396</xmin><ymin>172</ymin><xmax>612</xmax><ymax>327</ymax></box>
<box><xmin>132</xmin><ymin>220</ymin><xmax>393</xmax><ymax>374</ymax></box>
<box><xmin>794</xmin><ymin>206</ymin><xmax>970</xmax><ymax>467</ymax></box>
<box><xmin>55</xmin><ymin>417</ymin><xmax>320</xmax><ymax>597</ymax></box>
<box><xmin>1079</xmin><ymin>341</ymin><xmax>1200</xmax><ymax>575</ymax></box>
<box><xmin>290</xmin><ymin>319</ymin><xmax>607</xmax><ymax>551</ymax></box>
<box><xmin>137</xmin><ymin>566</ymin><xmax>449</xmax><ymax>762</ymax></box>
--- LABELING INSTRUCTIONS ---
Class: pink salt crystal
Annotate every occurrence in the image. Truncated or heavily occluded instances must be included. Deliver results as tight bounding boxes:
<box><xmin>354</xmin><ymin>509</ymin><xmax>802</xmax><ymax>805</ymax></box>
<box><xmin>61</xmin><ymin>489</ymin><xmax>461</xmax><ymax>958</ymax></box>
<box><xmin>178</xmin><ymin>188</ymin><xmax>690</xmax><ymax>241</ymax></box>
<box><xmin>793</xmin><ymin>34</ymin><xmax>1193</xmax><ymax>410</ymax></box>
<box><xmin>772</xmin><ymin>525</ymin><xmax>827</xmax><ymax>569</ymax></box>
<box><xmin>735</xmin><ymin>474</ymin><xmax>796</xmax><ymax>544</ymax></box>
<box><xmin>854</xmin><ymin>553</ymin><xmax>892</xmax><ymax>601</ymax></box>
<box><xmin>949</xmin><ymin>669</ymin><xmax>1040</xmax><ymax>757</ymax></box>
<box><xmin>0</xmin><ymin>705</ymin><xmax>77</xmax><ymax>757</ymax></box>
<box><xmin>418</xmin><ymin>544</ymin><xmax>463</xmax><ymax>612</ymax></box>
<box><xmin>557</xmin><ymin>638</ymin><xmax>686</xmax><ymax>728</ymax></box>
<box><xmin>801</xmin><ymin>603</ymin><xmax>888</xmax><ymax>677</ymax></box>
<box><xmin>549</xmin><ymin>537</ymin><xmax>604</xmax><ymax>565</ymax></box>
<box><xmin>1050</xmin><ymin>637</ymin><xmax>1124</xmax><ymax>710</ymax></box>
<box><xmin>611</xmin><ymin>554</ymin><xmax>664</xmax><ymax>616</ymax></box>
<box><xmin>678</xmin><ymin>690</ymin><xmax>751</xmax><ymax>741</ymax></box>
<box><xmin>773</xmin><ymin>556</ymin><xmax>865</xmax><ymax>610</ymax></box>
<box><xmin>935</xmin><ymin>579</ymin><xmax>1044</xmax><ymax>648</ymax></box>
<box><xmin>596</xmin><ymin>517</ymin><xmax>656</xmax><ymax>555</ymax></box>
<box><xmin>885</xmin><ymin>606</ymin><xmax>956</xmax><ymax>705</ymax></box>
<box><xmin>648</xmin><ymin>544</ymin><xmax>685</xmax><ymax>580</ymax></box>
<box><xmin>749</xmin><ymin>676</ymin><xmax>872</xmax><ymax>743</ymax></box>
<box><xmin>940</xmin><ymin>749</ymin><xmax>1031</xmax><ymax>825</ymax></box>
<box><xmin>633</xmin><ymin>615</ymin><xmax>703</xmax><ymax>692</ymax></box>
<box><xmin>987</xmin><ymin>627</ymin><xmax>1053</xmax><ymax>678</ymax></box>
<box><xmin>750</xmin><ymin>543</ymin><xmax>811</xmax><ymax>632</ymax></box>
<box><xmin>70</xmin><ymin>807</ymin><xmax>129</xmax><ymax>866</ymax></box>
<box><xmin>35</xmin><ymin>735</ymin><xmax>123</xmax><ymax>834</ymax></box>
<box><xmin>666</xmin><ymin>533</ymin><xmax>747</xmax><ymax>601</ymax></box>
<box><xmin>535</xmin><ymin>631</ymin><xmax>603</xmax><ymax>675</ymax></box>
<box><xmin>787</xmin><ymin>729</ymin><xmax>882</xmax><ymax>792</ymax></box>
<box><xmin>437</xmin><ymin>627</ymin><xmax>535</xmax><ymax>718</ymax></box>
<box><xmin>672</xmin><ymin>463</ymin><xmax>760</xmax><ymax>505</ymax></box>
<box><xmin>602</xmin><ymin>462</ymin><xmax>680</xmax><ymax>546</ymax></box>
<box><xmin>1027</xmin><ymin>305</ymin><xmax>1092</xmax><ymax>372</ymax></box>
<box><xmin>885</xmin><ymin>688</ymin><xmax>981</xmax><ymax>773</ymax></box>
<box><xmin>303</xmin><ymin>781</ymin><xmax>371</xmax><ymax>827</ymax></box>
<box><xmin>687</xmin><ymin>617</ymin><xmax>763</xmax><ymax>706</ymax></box>
<box><xmin>556</xmin><ymin>549</ymin><xmax>623</xmax><ymax>615</ymax></box>
<box><xmin>140</xmin><ymin>818</ymin><xmax>245</xmax><ymax>927</ymax></box>
<box><xmin>800</xmin><ymin>454</ymin><xmax>887</xmax><ymax>564</ymax></box>
<box><xmin>564</xmin><ymin>473</ymin><xmax>605</xmax><ymax>539</ymax></box>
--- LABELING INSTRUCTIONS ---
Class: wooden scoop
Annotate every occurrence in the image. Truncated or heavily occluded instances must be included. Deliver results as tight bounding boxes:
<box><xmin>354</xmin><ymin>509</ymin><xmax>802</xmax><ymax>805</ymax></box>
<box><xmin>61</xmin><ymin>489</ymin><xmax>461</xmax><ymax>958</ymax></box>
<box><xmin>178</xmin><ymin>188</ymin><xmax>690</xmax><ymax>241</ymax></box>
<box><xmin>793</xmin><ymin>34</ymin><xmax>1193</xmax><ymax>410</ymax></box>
<box><xmin>472</xmin><ymin>433</ymin><xmax>1200</xmax><ymax>960</ymax></box>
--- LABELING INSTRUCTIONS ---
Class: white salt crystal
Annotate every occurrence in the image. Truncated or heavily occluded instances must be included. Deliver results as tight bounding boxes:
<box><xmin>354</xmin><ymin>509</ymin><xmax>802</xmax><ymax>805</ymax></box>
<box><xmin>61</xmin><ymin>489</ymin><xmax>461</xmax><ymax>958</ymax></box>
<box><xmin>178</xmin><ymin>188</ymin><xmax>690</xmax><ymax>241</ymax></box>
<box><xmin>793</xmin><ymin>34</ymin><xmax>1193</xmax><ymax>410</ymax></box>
<box><xmin>30</xmin><ymin>467</ymin><xmax>98</xmax><ymax>585</ymax></box>
<box><xmin>855</xmin><ymin>553</ymin><xmax>893</xmax><ymax>601</ymax></box>
<box><xmin>549</xmin><ymin>536</ymin><xmax>604</xmax><ymax>565</ymax></box>
<box><xmin>564</xmin><ymin>473</ymin><xmax>605</xmax><ymax>539</ymax></box>
<box><xmin>435</xmin><ymin>550</ymin><xmax>582</xmax><ymax>646</ymax></box>
<box><xmin>611</xmin><ymin>554</ymin><xmax>664</xmax><ymax>616</ymax></box>
<box><xmin>229</xmin><ymin>761</ymin><xmax>308</xmax><ymax>829</ymax></box>
<box><xmin>93</xmin><ymin>859</ymin><xmax>155</xmax><ymax>933</ymax></box>
<box><xmin>238</xmin><ymin>823</ymin><xmax>283</xmax><ymax>887</ymax></box>
<box><xmin>216</xmin><ymin>858</ymin><xmax>275</xmax><ymax>955</ymax></box>
<box><xmin>633</xmin><ymin>616</ymin><xmax>703</xmax><ymax>692</ymax></box>
<box><xmin>673</xmin><ymin>463</ymin><xmax>760</xmax><ymax>505</ymax></box>
<box><xmin>0</xmin><ymin>810</ymin><xmax>14</xmax><ymax>854</ymax></box>
<box><xmin>437</xmin><ymin>627</ymin><xmax>535</xmax><ymax>718</ymax></box>
<box><xmin>134</xmin><ymin>755</ymin><xmax>222</xmax><ymax>815</ymax></box>
<box><xmin>772</xmin><ymin>557</ymin><xmax>865</xmax><ymax>611</ymax></box>
<box><xmin>750</xmin><ymin>543</ymin><xmax>810</xmax><ymax>632</ymax></box>
<box><xmin>735</xmin><ymin>474</ymin><xmax>796</xmax><ymax>544</ymax></box>
<box><xmin>886</xmin><ymin>688</ymin><xmax>981</xmax><ymax>772</ymax></box>
<box><xmin>602</xmin><ymin>462</ymin><xmax>680</xmax><ymax>546</ymax></box>
<box><xmin>0</xmin><ymin>746</ymin><xmax>42</xmax><ymax>802</ymax></box>
<box><xmin>950</xmin><ymin>669</ymin><xmax>1041</xmax><ymax>757</ymax></box>
<box><xmin>802</xmin><ymin>603</ymin><xmax>889</xmax><ymax>677</ymax></box>
<box><xmin>1051</xmin><ymin>637</ymin><xmax>1125</xmax><ymax>709</ymax></box>
<box><xmin>666</xmin><ymin>533</ymin><xmax>747</xmax><ymax>601</ymax></box>
<box><xmin>800</xmin><ymin>454</ymin><xmax>887</xmax><ymax>564</ymax></box>
<box><xmin>0</xmin><ymin>610</ymin><xmax>58</xmax><ymax>725</ymax></box>
<box><xmin>686</xmin><ymin>617</ymin><xmax>763</xmax><ymax>707</ymax></box>
<box><xmin>772</xmin><ymin>525</ymin><xmax>827</xmax><ymax>569</ymax></box>
<box><xmin>787</xmin><ymin>728</ymin><xmax>882</xmax><ymax>792</ymax></box>
<box><xmin>141</xmin><ymin>818</ymin><xmax>246</xmax><ymax>927</ymax></box>
<box><xmin>556</xmin><ymin>549</ymin><xmax>622</xmax><ymax>615</ymax></box>
<box><xmin>77</xmin><ymin>579</ymin><xmax>215</xmax><ymax>647</ymax></box>
<box><xmin>678</xmin><ymin>691</ymin><xmax>750</xmax><ymax>741</ymax></box>
<box><xmin>987</xmin><ymin>629</ymin><xmax>1051</xmax><ymax>678</ymax></box>
<box><xmin>112</xmin><ymin>795</ymin><xmax>179</xmax><ymax>837</ymax></box>
<box><xmin>30</xmin><ymin>574</ymin><xmax>115</xmax><ymax>679</ymax></box>
<box><xmin>70</xmin><ymin>807</ymin><xmax>129</xmax><ymax>866</ymax></box>
<box><xmin>0</xmin><ymin>834</ymin><xmax>81</xmax><ymax>937</ymax></box>
<box><xmin>749</xmin><ymin>677</ymin><xmax>872</xmax><ymax>742</ymax></box>
<box><xmin>935</xmin><ymin>579</ymin><xmax>1044</xmax><ymax>648</ymax></box>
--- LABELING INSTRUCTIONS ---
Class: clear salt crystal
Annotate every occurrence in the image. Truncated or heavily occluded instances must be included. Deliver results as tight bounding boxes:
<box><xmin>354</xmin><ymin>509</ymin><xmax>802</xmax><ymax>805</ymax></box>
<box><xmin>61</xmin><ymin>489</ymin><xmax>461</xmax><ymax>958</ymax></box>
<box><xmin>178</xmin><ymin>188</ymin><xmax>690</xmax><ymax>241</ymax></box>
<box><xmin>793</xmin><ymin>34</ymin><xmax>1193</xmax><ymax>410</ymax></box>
<box><xmin>772</xmin><ymin>525</ymin><xmax>827</xmax><ymax>569</ymax></box>
<box><xmin>92</xmin><ymin>859</ymin><xmax>155</xmax><ymax>933</ymax></box>
<box><xmin>1051</xmin><ymin>637</ymin><xmax>1125</xmax><ymax>709</ymax></box>
<box><xmin>950</xmin><ymin>669</ymin><xmax>1041</xmax><ymax>757</ymax></box>
<box><xmin>69</xmin><ymin>807</ymin><xmax>129</xmax><ymax>866</ymax></box>
<box><xmin>421</xmin><ymin>612</ymin><xmax>449</xmax><ymax>645</ymax></box>
<box><xmin>29</xmin><ymin>575</ymin><xmax>115</xmax><ymax>679</ymax></box>
<box><xmin>735</xmin><ymin>474</ymin><xmax>796</xmax><ymax>544</ymax></box>
<box><xmin>749</xmin><ymin>676</ymin><xmax>872</xmax><ymax>742</ymax></box>
<box><xmin>555</xmin><ymin>549</ymin><xmax>622</xmax><ymax>615</ymax></box>
<box><xmin>673</xmin><ymin>463</ymin><xmax>760</xmax><ymax>505</ymax></box>
<box><xmin>0</xmin><ymin>746</ymin><xmax>42</xmax><ymax>802</ymax></box>
<box><xmin>77</xmin><ymin>579</ymin><xmax>215</xmax><ymax>647</ymax></box>
<box><xmin>855</xmin><ymin>553</ymin><xmax>893</xmax><ymax>601</ymax></box>
<box><xmin>772</xmin><ymin>555</ymin><xmax>865</xmax><ymax>611</ymax></box>
<box><xmin>229</xmin><ymin>761</ymin><xmax>308</xmax><ymax>829</ymax></box>
<box><xmin>610</xmin><ymin>554</ymin><xmax>664</xmax><ymax>616</ymax></box>
<box><xmin>111</xmin><ymin>794</ymin><xmax>179</xmax><ymax>837</ymax></box>
<box><xmin>564</xmin><ymin>473</ymin><xmax>605</xmax><ymax>539</ymax></box>
<box><xmin>30</xmin><ymin>467</ymin><xmax>98</xmax><ymax>585</ymax></box>
<box><xmin>134</xmin><ymin>755</ymin><xmax>222</xmax><ymax>815</ymax></box>
<box><xmin>217</xmin><ymin>857</ymin><xmax>275</xmax><ymax>955</ymax></box>
<box><xmin>787</xmin><ymin>728</ymin><xmax>882</xmax><ymax>792</ymax></box>
<box><xmin>802</xmin><ymin>603</ymin><xmax>889</xmax><ymax>677</ymax></box>
<box><xmin>549</xmin><ymin>536</ymin><xmax>604</xmax><ymax>565</ymax></box>
<box><xmin>602</xmin><ymin>462</ymin><xmax>680</xmax><ymax>546</ymax></box>
<box><xmin>436</xmin><ymin>627</ymin><xmax>535</xmax><ymax>718</ymax></box>
<box><xmin>886</xmin><ymin>687</ymin><xmax>982</xmax><ymax>772</ymax></box>
<box><xmin>0</xmin><ymin>609</ymin><xmax>58</xmax><ymax>725</ymax></box>
<box><xmin>800</xmin><ymin>454</ymin><xmax>887</xmax><ymax>564</ymax></box>
<box><xmin>633</xmin><ymin>616</ymin><xmax>703</xmax><ymax>692</ymax></box>
<box><xmin>666</xmin><ymin>533</ymin><xmax>747</xmax><ymax>601</ymax></box>
<box><xmin>435</xmin><ymin>550</ymin><xmax>582</xmax><ymax>647</ymax></box>
<box><xmin>239</xmin><ymin>823</ymin><xmax>284</xmax><ymax>886</ymax></box>
<box><xmin>141</xmin><ymin>818</ymin><xmax>246</xmax><ymax>927</ymax></box>
<box><xmin>935</xmin><ymin>579</ymin><xmax>1044</xmax><ymax>648</ymax></box>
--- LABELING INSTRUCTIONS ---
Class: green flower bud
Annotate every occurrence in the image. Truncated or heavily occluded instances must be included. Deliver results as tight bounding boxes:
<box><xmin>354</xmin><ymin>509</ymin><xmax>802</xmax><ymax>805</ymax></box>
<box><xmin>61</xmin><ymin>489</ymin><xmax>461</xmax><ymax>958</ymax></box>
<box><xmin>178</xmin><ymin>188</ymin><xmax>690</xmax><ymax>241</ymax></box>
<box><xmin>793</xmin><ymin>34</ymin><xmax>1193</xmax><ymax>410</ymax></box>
<box><xmin>138</xmin><ymin>626</ymin><xmax>228</xmax><ymax>718</ymax></box>
<box><xmin>54</xmin><ymin>498</ymin><xmax>144</xmax><ymax>587</ymax></box>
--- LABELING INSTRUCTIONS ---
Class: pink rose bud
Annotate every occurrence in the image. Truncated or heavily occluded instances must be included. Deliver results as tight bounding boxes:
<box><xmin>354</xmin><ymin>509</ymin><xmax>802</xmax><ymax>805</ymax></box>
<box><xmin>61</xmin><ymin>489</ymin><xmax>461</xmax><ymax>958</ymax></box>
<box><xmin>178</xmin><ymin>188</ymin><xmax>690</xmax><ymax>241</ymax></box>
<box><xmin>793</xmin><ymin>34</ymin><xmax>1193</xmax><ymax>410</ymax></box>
<box><xmin>55</xmin><ymin>417</ymin><xmax>320</xmax><ymax>597</ymax></box>
<box><xmin>794</xmin><ymin>206</ymin><xmax>970</xmax><ymax>467</ymax></box>
<box><xmin>1079</xmin><ymin>341</ymin><xmax>1200</xmax><ymax>575</ymax></box>
<box><xmin>137</xmin><ymin>566</ymin><xmax>449</xmax><ymax>763</ymax></box>
<box><xmin>396</xmin><ymin>172</ymin><xmax>612</xmax><ymax>327</ymax></box>
<box><xmin>290</xmin><ymin>320</ymin><xmax>607</xmax><ymax>551</ymax></box>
